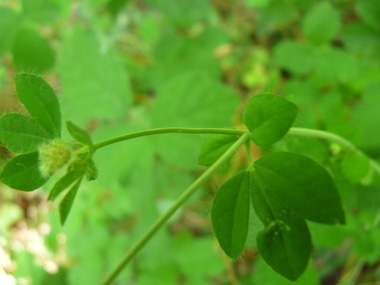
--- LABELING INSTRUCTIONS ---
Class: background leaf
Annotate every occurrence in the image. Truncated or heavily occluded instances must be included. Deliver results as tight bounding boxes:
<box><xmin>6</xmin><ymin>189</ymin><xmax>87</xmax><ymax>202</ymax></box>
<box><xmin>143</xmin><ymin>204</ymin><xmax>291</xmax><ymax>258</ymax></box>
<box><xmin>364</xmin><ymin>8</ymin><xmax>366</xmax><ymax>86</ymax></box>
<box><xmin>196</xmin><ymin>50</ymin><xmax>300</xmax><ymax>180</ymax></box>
<box><xmin>151</xmin><ymin>72</ymin><xmax>239</xmax><ymax>168</ymax></box>
<box><xmin>11</xmin><ymin>27</ymin><xmax>55</xmax><ymax>73</ymax></box>
<box><xmin>15</xmin><ymin>74</ymin><xmax>61</xmax><ymax>137</ymax></box>
<box><xmin>243</xmin><ymin>94</ymin><xmax>298</xmax><ymax>147</ymax></box>
<box><xmin>340</xmin><ymin>154</ymin><xmax>371</xmax><ymax>185</ymax></box>
<box><xmin>211</xmin><ymin>171</ymin><xmax>250</xmax><ymax>259</ymax></box>
<box><xmin>60</xmin><ymin>25</ymin><xmax>132</xmax><ymax>125</ymax></box>
<box><xmin>274</xmin><ymin>41</ymin><xmax>315</xmax><ymax>76</ymax></box>
<box><xmin>0</xmin><ymin>113</ymin><xmax>54</xmax><ymax>153</ymax></box>
<box><xmin>0</xmin><ymin>6</ymin><xmax>20</xmax><ymax>55</ymax></box>
<box><xmin>0</xmin><ymin>152</ymin><xmax>48</xmax><ymax>191</ymax></box>
<box><xmin>198</xmin><ymin>134</ymin><xmax>238</xmax><ymax>166</ymax></box>
<box><xmin>302</xmin><ymin>1</ymin><xmax>341</xmax><ymax>45</ymax></box>
<box><xmin>356</xmin><ymin>0</ymin><xmax>380</xmax><ymax>33</ymax></box>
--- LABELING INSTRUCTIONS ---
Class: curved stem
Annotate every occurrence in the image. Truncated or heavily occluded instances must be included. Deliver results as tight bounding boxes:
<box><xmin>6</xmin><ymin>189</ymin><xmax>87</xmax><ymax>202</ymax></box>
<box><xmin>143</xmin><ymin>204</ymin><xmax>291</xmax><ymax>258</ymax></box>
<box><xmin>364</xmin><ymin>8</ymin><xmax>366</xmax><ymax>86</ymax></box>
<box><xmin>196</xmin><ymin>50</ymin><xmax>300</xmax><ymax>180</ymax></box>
<box><xmin>288</xmin><ymin>127</ymin><xmax>380</xmax><ymax>177</ymax></box>
<box><xmin>94</xmin><ymin>127</ymin><xmax>245</xmax><ymax>151</ymax></box>
<box><xmin>101</xmin><ymin>133</ymin><xmax>250</xmax><ymax>285</ymax></box>
<box><xmin>71</xmin><ymin>128</ymin><xmax>244</xmax><ymax>156</ymax></box>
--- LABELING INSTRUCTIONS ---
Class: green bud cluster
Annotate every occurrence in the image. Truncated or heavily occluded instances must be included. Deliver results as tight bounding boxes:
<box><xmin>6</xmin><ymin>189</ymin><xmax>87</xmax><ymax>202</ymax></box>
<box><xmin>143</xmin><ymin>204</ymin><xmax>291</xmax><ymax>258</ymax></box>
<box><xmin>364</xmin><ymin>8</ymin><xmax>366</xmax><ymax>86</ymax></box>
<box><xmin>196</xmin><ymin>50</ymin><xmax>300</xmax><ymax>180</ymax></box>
<box><xmin>38</xmin><ymin>139</ymin><xmax>71</xmax><ymax>178</ymax></box>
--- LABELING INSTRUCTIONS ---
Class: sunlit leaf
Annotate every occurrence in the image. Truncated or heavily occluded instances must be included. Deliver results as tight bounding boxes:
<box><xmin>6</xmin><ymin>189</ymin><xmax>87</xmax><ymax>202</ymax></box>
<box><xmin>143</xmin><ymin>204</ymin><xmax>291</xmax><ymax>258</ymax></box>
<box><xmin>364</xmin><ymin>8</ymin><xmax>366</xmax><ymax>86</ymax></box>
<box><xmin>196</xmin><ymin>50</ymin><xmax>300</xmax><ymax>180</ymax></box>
<box><xmin>15</xmin><ymin>74</ymin><xmax>61</xmax><ymax>137</ymax></box>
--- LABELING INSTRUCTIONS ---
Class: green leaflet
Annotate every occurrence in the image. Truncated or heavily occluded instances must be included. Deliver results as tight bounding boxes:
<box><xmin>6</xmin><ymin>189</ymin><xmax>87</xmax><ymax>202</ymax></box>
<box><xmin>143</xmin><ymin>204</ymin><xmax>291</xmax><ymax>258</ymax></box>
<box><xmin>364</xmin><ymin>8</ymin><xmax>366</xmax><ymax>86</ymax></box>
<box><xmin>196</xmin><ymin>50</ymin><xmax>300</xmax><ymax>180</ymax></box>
<box><xmin>256</xmin><ymin>215</ymin><xmax>312</xmax><ymax>281</ymax></box>
<box><xmin>302</xmin><ymin>1</ymin><xmax>341</xmax><ymax>45</ymax></box>
<box><xmin>15</xmin><ymin>74</ymin><xmax>61</xmax><ymax>138</ymax></box>
<box><xmin>0</xmin><ymin>152</ymin><xmax>49</xmax><ymax>191</ymax></box>
<box><xmin>243</xmin><ymin>94</ymin><xmax>298</xmax><ymax>147</ymax></box>
<box><xmin>48</xmin><ymin>170</ymin><xmax>84</xmax><ymax>201</ymax></box>
<box><xmin>198</xmin><ymin>134</ymin><xmax>238</xmax><ymax>166</ymax></box>
<box><xmin>253</xmin><ymin>152</ymin><xmax>345</xmax><ymax>225</ymax></box>
<box><xmin>66</xmin><ymin>121</ymin><xmax>93</xmax><ymax>146</ymax></box>
<box><xmin>59</xmin><ymin>177</ymin><xmax>82</xmax><ymax>225</ymax></box>
<box><xmin>0</xmin><ymin>113</ymin><xmax>54</xmax><ymax>153</ymax></box>
<box><xmin>251</xmin><ymin>172</ymin><xmax>312</xmax><ymax>281</ymax></box>
<box><xmin>211</xmin><ymin>171</ymin><xmax>250</xmax><ymax>259</ymax></box>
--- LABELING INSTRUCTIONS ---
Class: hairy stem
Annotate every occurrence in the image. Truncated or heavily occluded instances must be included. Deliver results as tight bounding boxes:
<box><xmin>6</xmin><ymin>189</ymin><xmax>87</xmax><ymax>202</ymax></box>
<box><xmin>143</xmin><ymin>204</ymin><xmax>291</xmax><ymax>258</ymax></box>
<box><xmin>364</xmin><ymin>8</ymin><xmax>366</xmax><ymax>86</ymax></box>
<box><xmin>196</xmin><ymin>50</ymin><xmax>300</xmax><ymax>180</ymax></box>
<box><xmin>101</xmin><ymin>132</ymin><xmax>250</xmax><ymax>285</ymax></box>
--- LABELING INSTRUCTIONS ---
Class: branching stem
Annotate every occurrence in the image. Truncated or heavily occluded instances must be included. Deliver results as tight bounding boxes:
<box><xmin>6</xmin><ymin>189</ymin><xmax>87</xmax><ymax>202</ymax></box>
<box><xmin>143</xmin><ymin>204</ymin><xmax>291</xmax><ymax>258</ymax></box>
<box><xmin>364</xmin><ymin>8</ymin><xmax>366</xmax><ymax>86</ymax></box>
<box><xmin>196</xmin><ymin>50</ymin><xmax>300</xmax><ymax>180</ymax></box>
<box><xmin>101</xmin><ymin>132</ymin><xmax>250</xmax><ymax>285</ymax></box>
<box><xmin>71</xmin><ymin>126</ymin><xmax>379</xmax><ymax>284</ymax></box>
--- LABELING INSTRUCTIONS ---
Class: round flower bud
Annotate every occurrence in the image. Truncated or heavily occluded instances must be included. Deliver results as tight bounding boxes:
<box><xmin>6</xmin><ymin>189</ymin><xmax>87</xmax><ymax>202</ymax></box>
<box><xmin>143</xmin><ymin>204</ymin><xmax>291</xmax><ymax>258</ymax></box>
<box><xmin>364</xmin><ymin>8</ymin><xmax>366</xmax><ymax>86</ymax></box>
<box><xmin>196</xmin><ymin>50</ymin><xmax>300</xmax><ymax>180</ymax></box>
<box><xmin>38</xmin><ymin>139</ymin><xmax>71</xmax><ymax>178</ymax></box>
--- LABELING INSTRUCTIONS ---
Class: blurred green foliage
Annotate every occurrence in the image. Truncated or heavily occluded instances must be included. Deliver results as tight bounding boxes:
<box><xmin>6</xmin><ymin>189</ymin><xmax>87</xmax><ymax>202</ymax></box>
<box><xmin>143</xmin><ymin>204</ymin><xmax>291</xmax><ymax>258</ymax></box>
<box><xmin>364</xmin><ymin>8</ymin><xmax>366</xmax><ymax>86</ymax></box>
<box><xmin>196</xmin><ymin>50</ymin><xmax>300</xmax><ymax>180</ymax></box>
<box><xmin>0</xmin><ymin>0</ymin><xmax>380</xmax><ymax>284</ymax></box>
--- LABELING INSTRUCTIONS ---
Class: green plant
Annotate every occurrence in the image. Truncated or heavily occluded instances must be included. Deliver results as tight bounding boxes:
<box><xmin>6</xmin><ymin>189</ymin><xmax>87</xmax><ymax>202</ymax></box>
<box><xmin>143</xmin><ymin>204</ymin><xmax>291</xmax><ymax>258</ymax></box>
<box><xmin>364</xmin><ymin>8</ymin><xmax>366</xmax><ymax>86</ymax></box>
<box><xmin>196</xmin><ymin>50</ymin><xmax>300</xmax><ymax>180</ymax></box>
<box><xmin>1</xmin><ymin>73</ymin><xmax>380</xmax><ymax>284</ymax></box>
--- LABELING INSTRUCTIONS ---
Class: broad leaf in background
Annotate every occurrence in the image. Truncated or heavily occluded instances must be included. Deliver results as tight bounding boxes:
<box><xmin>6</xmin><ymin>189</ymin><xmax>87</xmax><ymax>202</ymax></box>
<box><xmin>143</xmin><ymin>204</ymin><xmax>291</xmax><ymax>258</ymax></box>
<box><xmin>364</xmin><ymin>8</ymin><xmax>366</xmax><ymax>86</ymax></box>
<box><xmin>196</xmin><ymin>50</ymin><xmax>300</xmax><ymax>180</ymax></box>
<box><xmin>251</xmin><ymin>176</ymin><xmax>312</xmax><ymax>281</ymax></box>
<box><xmin>151</xmin><ymin>72</ymin><xmax>239</xmax><ymax>168</ymax></box>
<box><xmin>253</xmin><ymin>152</ymin><xmax>345</xmax><ymax>224</ymax></box>
<box><xmin>198</xmin><ymin>134</ymin><xmax>238</xmax><ymax>166</ymax></box>
<box><xmin>212</xmin><ymin>171</ymin><xmax>250</xmax><ymax>259</ymax></box>
<box><xmin>353</xmin><ymin>82</ymin><xmax>380</xmax><ymax>151</ymax></box>
<box><xmin>59</xmin><ymin>178</ymin><xmax>82</xmax><ymax>225</ymax></box>
<box><xmin>20</xmin><ymin>0</ymin><xmax>60</xmax><ymax>24</ymax></box>
<box><xmin>243</xmin><ymin>94</ymin><xmax>298</xmax><ymax>147</ymax></box>
<box><xmin>173</xmin><ymin>233</ymin><xmax>225</xmax><ymax>284</ymax></box>
<box><xmin>0</xmin><ymin>7</ymin><xmax>20</xmax><ymax>55</ymax></box>
<box><xmin>60</xmin><ymin>25</ymin><xmax>132</xmax><ymax>125</ymax></box>
<box><xmin>143</xmin><ymin>0</ymin><xmax>216</xmax><ymax>27</ymax></box>
<box><xmin>0</xmin><ymin>113</ymin><xmax>54</xmax><ymax>153</ymax></box>
<box><xmin>66</xmin><ymin>121</ymin><xmax>92</xmax><ymax>146</ymax></box>
<box><xmin>15</xmin><ymin>74</ymin><xmax>61</xmax><ymax>137</ymax></box>
<box><xmin>340</xmin><ymin>154</ymin><xmax>371</xmax><ymax>185</ymax></box>
<box><xmin>356</xmin><ymin>0</ymin><xmax>380</xmax><ymax>33</ymax></box>
<box><xmin>253</xmin><ymin>256</ymin><xmax>319</xmax><ymax>285</ymax></box>
<box><xmin>11</xmin><ymin>27</ymin><xmax>55</xmax><ymax>73</ymax></box>
<box><xmin>302</xmin><ymin>1</ymin><xmax>341</xmax><ymax>45</ymax></box>
<box><xmin>0</xmin><ymin>152</ymin><xmax>48</xmax><ymax>191</ymax></box>
<box><xmin>145</xmin><ymin>29</ymin><xmax>225</xmax><ymax>90</ymax></box>
<box><xmin>315</xmin><ymin>47</ymin><xmax>359</xmax><ymax>84</ymax></box>
<box><xmin>343</xmin><ymin>23</ymin><xmax>380</xmax><ymax>59</ymax></box>
<box><xmin>274</xmin><ymin>41</ymin><xmax>315</xmax><ymax>76</ymax></box>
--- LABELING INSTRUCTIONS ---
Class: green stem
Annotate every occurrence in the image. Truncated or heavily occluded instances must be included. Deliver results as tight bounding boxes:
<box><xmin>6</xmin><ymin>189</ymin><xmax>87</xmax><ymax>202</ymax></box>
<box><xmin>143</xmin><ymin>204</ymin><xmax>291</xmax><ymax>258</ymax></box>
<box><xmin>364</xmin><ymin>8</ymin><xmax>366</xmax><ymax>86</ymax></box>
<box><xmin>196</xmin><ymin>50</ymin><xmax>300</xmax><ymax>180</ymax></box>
<box><xmin>94</xmin><ymin>127</ymin><xmax>245</xmax><ymax>150</ymax></box>
<box><xmin>101</xmin><ymin>132</ymin><xmax>250</xmax><ymax>285</ymax></box>
<box><xmin>288</xmin><ymin>127</ymin><xmax>380</xmax><ymax>177</ymax></box>
<box><xmin>72</xmin><ymin>127</ymin><xmax>244</xmax><ymax>156</ymax></box>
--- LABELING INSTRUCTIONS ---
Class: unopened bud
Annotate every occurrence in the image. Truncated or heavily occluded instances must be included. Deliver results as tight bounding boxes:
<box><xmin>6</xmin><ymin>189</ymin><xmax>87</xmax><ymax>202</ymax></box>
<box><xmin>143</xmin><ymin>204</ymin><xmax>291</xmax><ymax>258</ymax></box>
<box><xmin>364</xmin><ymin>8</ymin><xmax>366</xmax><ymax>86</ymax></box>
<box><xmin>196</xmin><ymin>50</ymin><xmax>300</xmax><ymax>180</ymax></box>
<box><xmin>39</xmin><ymin>139</ymin><xmax>71</xmax><ymax>178</ymax></box>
